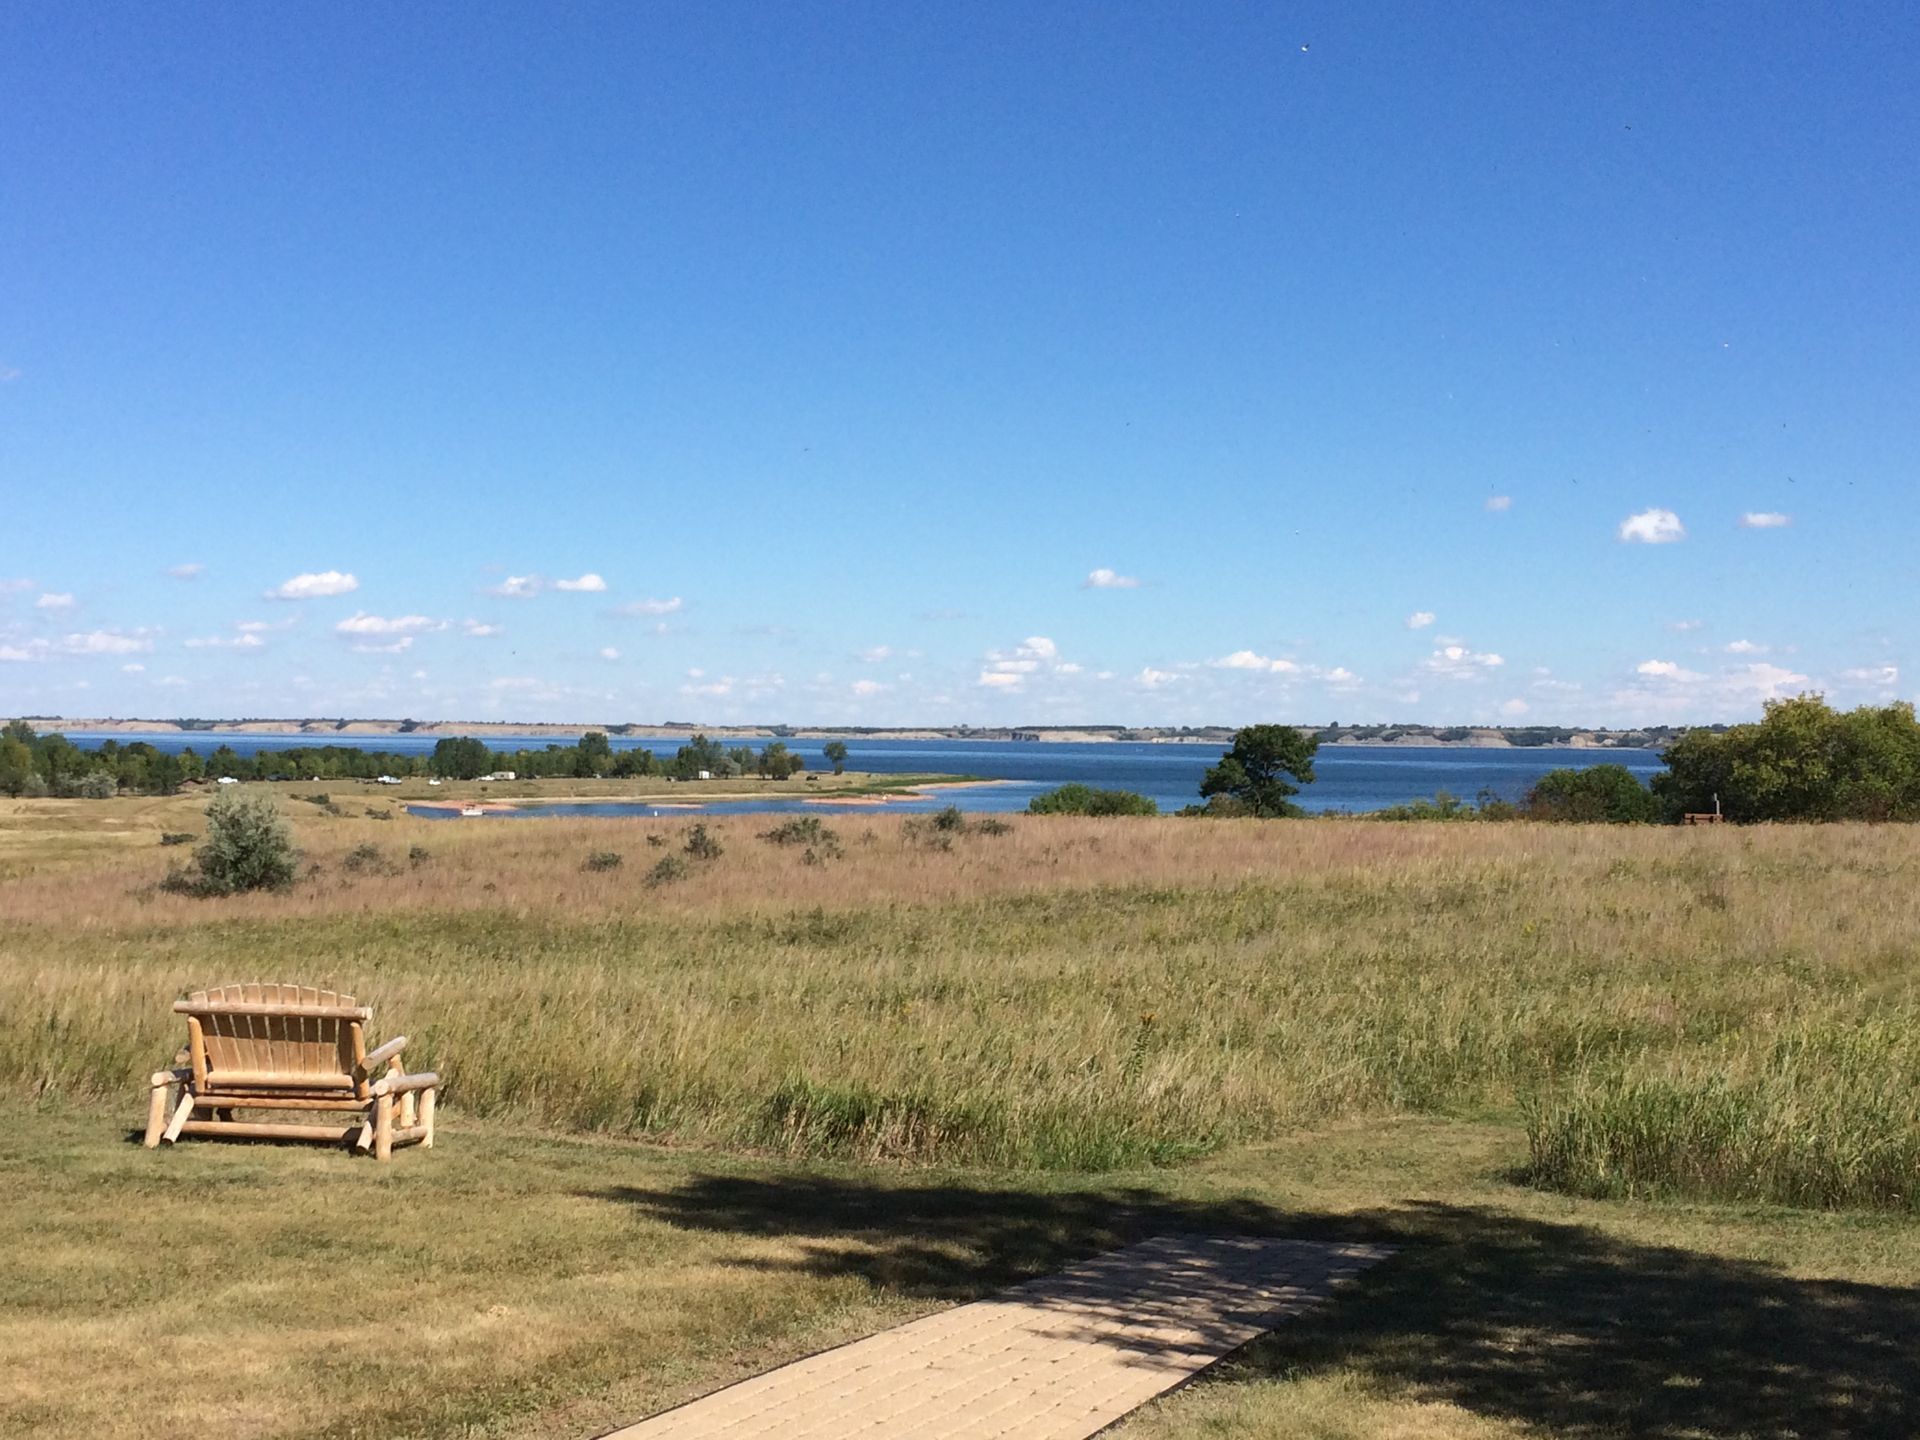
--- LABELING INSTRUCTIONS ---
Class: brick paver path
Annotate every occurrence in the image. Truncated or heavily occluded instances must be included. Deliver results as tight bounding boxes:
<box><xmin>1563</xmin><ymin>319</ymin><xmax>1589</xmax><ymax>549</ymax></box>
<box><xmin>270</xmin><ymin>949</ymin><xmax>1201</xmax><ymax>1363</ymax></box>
<box><xmin>606</xmin><ymin>1235</ymin><xmax>1393</xmax><ymax>1439</ymax></box>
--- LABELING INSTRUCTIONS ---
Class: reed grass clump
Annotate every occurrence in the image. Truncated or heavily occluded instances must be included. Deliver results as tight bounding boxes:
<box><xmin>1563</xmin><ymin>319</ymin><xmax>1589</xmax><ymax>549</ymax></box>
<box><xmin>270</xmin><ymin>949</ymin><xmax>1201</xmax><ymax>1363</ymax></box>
<box><xmin>1524</xmin><ymin>1019</ymin><xmax>1920</xmax><ymax>1210</ymax></box>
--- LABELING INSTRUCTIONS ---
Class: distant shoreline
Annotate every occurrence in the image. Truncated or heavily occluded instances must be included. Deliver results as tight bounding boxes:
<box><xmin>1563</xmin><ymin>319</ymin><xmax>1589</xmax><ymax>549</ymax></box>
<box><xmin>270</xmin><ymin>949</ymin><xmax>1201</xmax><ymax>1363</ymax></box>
<box><xmin>17</xmin><ymin>717</ymin><xmax>1667</xmax><ymax>750</ymax></box>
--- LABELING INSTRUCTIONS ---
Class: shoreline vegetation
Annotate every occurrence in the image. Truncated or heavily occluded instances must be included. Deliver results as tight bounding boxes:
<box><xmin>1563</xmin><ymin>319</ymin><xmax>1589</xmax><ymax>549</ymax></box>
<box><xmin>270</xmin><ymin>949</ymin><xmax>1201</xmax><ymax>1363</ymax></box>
<box><xmin>404</xmin><ymin>776</ymin><xmax>1007</xmax><ymax>813</ymax></box>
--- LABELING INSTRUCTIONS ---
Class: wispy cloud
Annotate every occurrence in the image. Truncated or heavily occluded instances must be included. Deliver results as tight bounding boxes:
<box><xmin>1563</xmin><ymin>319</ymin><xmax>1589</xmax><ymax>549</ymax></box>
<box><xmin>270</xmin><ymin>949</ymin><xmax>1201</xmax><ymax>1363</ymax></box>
<box><xmin>1739</xmin><ymin>511</ymin><xmax>1792</xmax><ymax>529</ymax></box>
<box><xmin>1618</xmin><ymin>508</ymin><xmax>1686</xmax><ymax>544</ymax></box>
<box><xmin>598</xmin><ymin>647</ymin><xmax>620</xmax><ymax>661</ymax></box>
<box><xmin>0</xmin><ymin>578</ymin><xmax>35</xmax><ymax>594</ymax></box>
<box><xmin>858</xmin><ymin>645</ymin><xmax>894</xmax><ymax>663</ymax></box>
<box><xmin>463</xmin><ymin>619</ymin><xmax>504</xmax><ymax>637</ymax></box>
<box><xmin>267</xmin><ymin>569</ymin><xmax>358</xmax><ymax>600</ymax></box>
<box><xmin>1423</xmin><ymin>645</ymin><xmax>1505</xmax><ymax>679</ymax></box>
<box><xmin>1724</xmin><ymin>639</ymin><xmax>1768</xmax><ymax>655</ymax></box>
<box><xmin>165</xmin><ymin>563</ymin><xmax>204</xmax><ymax>581</ymax></box>
<box><xmin>851</xmin><ymin>678</ymin><xmax>887</xmax><ymax>696</ymax></box>
<box><xmin>62</xmin><ymin>629</ymin><xmax>156</xmax><ymax>655</ymax></box>
<box><xmin>1842</xmin><ymin>665</ymin><xmax>1899</xmax><ymax>686</ymax></box>
<box><xmin>1135</xmin><ymin>667</ymin><xmax>1182</xmax><ymax>688</ymax></box>
<box><xmin>1485</xmin><ymin>495</ymin><xmax>1512</xmax><ymax>512</ymax></box>
<box><xmin>554</xmin><ymin>573</ymin><xmax>608</xmax><ymax>592</ymax></box>
<box><xmin>613</xmin><ymin>596</ymin><xmax>683</xmax><ymax>616</ymax></box>
<box><xmin>35</xmin><ymin>592</ymin><xmax>76</xmax><ymax>610</ymax></box>
<box><xmin>184</xmin><ymin>632</ymin><xmax>266</xmax><ymax>650</ymax></box>
<box><xmin>335</xmin><ymin>613</ymin><xmax>442</xmax><ymax>637</ymax></box>
<box><xmin>1083</xmin><ymin>568</ymin><xmax>1141</xmax><ymax>590</ymax></box>
<box><xmin>487</xmin><ymin>575</ymin><xmax>542</xmax><ymax>599</ymax></box>
<box><xmin>1406</xmin><ymin>611</ymin><xmax>1436</xmax><ymax>630</ymax></box>
<box><xmin>1666</xmin><ymin>619</ymin><xmax>1704</xmax><ymax>632</ymax></box>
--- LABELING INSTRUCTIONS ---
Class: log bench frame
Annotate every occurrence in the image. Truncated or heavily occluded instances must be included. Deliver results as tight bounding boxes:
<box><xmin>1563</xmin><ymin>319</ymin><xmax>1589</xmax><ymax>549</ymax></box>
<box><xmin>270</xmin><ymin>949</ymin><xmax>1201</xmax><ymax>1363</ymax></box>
<box><xmin>143</xmin><ymin>984</ymin><xmax>438</xmax><ymax>1160</ymax></box>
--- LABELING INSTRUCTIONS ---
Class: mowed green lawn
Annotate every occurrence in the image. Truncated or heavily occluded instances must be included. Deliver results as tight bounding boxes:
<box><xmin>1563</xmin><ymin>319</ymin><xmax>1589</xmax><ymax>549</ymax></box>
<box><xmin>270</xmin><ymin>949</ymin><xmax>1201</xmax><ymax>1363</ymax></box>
<box><xmin>1</xmin><ymin>800</ymin><xmax>1916</xmax><ymax>1437</ymax></box>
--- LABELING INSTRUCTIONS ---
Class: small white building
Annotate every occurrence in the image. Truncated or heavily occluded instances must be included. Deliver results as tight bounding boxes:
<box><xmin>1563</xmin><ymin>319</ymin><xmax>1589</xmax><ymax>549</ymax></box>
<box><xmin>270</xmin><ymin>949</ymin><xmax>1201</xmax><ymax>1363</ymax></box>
<box><xmin>215</xmin><ymin>776</ymin><xmax>239</xmax><ymax>786</ymax></box>
<box><xmin>480</xmin><ymin>770</ymin><xmax>517</xmax><ymax>782</ymax></box>
<box><xmin>375</xmin><ymin>775</ymin><xmax>402</xmax><ymax>786</ymax></box>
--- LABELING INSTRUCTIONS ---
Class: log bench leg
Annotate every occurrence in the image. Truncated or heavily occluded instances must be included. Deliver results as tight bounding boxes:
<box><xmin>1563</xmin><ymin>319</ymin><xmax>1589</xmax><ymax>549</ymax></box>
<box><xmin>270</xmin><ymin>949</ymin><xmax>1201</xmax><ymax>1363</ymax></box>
<box><xmin>419</xmin><ymin>1087</ymin><xmax>436</xmax><ymax>1149</ymax></box>
<box><xmin>144</xmin><ymin>1074</ymin><xmax>172</xmax><ymax>1148</ymax></box>
<box><xmin>374</xmin><ymin>1092</ymin><xmax>395</xmax><ymax>1161</ymax></box>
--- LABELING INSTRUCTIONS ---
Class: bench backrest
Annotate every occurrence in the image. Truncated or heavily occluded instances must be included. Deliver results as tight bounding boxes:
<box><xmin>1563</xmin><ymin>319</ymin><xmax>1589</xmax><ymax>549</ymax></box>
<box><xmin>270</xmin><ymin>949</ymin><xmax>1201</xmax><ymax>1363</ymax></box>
<box><xmin>176</xmin><ymin>983</ymin><xmax>371</xmax><ymax>1091</ymax></box>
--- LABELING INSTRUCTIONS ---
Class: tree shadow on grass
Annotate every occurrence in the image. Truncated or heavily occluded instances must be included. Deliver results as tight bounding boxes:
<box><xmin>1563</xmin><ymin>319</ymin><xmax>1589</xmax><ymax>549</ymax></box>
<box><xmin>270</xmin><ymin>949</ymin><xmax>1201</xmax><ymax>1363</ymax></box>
<box><xmin>589</xmin><ymin>1175</ymin><xmax>1917</xmax><ymax>1440</ymax></box>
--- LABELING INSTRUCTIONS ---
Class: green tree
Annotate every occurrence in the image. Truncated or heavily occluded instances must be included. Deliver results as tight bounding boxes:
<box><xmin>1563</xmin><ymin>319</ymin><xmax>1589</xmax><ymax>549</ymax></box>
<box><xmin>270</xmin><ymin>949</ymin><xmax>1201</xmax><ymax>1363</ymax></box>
<box><xmin>430</xmin><ymin>736</ymin><xmax>492</xmax><ymax>780</ymax></box>
<box><xmin>0</xmin><ymin>736</ymin><xmax>33</xmax><ymax>796</ymax></box>
<box><xmin>822</xmin><ymin>740</ymin><xmax>849</xmax><ymax>775</ymax></box>
<box><xmin>757</xmin><ymin>742</ymin><xmax>804</xmax><ymax>780</ymax></box>
<box><xmin>1524</xmin><ymin>765</ymin><xmax>1659</xmax><ymax>823</ymax></box>
<box><xmin>576</xmin><ymin>731</ymin><xmax>613</xmax><ymax>778</ymax></box>
<box><xmin>1196</xmin><ymin>724</ymin><xmax>1319</xmax><ymax>817</ymax></box>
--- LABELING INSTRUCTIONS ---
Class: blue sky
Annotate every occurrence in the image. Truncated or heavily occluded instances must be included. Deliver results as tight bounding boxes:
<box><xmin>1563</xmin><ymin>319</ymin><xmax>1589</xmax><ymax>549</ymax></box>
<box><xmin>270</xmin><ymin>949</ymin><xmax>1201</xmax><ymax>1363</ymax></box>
<box><xmin>2</xmin><ymin>3</ymin><xmax>1914</xmax><ymax>727</ymax></box>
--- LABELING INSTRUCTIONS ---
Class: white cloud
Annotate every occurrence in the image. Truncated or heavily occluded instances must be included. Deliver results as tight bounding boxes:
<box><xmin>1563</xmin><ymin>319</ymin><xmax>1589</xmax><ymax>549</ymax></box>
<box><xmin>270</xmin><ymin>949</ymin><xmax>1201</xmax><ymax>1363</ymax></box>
<box><xmin>1739</xmin><ymin>512</ymin><xmax>1792</xmax><ymax>529</ymax></box>
<box><xmin>335</xmin><ymin>613</ymin><xmax>441</xmax><ymax>637</ymax></box>
<box><xmin>1406</xmin><ymin>611</ymin><xmax>1436</xmax><ymax>630</ymax></box>
<box><xmin>991</xmin><ymin>658</ymin><xmax>1040</xmax><ymax>674</ymax></box>
<box><xmin>121</xmin><ymin>663</ymin><xmax>145</xmax><ymax>673</ymax></box>
<box><xmin>35</xmin><ymin>592</ymin><xmax>76</xmax><ymax>610</ymax></box>
<box><xmin>1083</xmin><ymin>568</ymin><xmax>1141</xmax><ymax>590</ymax></box>
<box><xmin>614</xmin><ymin>596</ymin><xmax>683</xmax><ymax>616</ymax></box>
<box><xmin>1636</xmin><ymin>659</ymin><xmax>1703</xmax><ymax>681</ymax></box>
<box><xmin>978</xmin><ymin>671</ymin><xmax>1023</xmax><ymax>689</ymax></box>
<box><xmin>1618</xmin><ymin>508</ymin><xmax>1686</xmax><ymax>544</ymax></box>
<box><xmin>598</xmin><ymin>647</ymin><xmax>621</xmax><ymax>661</ymax></box>
<box><xmin>62</xmin><ymin>629</ymin><xmax>155</xmax><ymax>655</ymax></box>
<box><xmin>680</xmin><ymin>678</ymin><xmax>733</xmax><ymax>697</ymax></box>
<box><xmin>1499</xmin><ymin>698</ymin><xmax>1530</xmax><ymax>716</ymax></box>
<box><xmin>0</xmin><ymin>643</ymin><xmax>44</xmax><ymax>662</ymax></box>
<box><xmin>1211</xmin><ymin>650</ymin><xmax>1301</xmax><ymax>674</ymax></box>
<box><xmin>1485</xmin><ymin>495</ymin><xmax>1513</xmax><ymax>512</ymax></box>
<box><xmin>1056</xmin><ymin>662</ymin><xmax>1084</xmax><ymax>676</ymax></box>
<box><xmin>1724</xmin><ymin>639</ymin><xmax>1767</xmax><ymax>655</ymax></box>
<box><xmin>1727</xmin><ymin>662</ymin><xmax>1808</xmax><ymax>699</ymax></box>
<box><xmin>1135</xmin><ymin>667</ymin><xmax>1182</xmax><ymax>688</ymax></box>
<box><xmin>156</xmin><ymin>675</ymin><xmax>188</xmax><ymax>687</ymax></box>
<box><xmin>1666</xmin><ymin>619</ymin><xmax>1704</xmax><ymax>632</ymax></box>
<box><xmin>267</xmin><ymin>569</ymin><xmax>359</xmax><ymax>600</ymax></box>
<box><xmin>166</xmin><ymin>563</ymin><xmax>204</xmax><ymax>581</ymax></box>
<box><xmin>554</xmin><ymin>573</ymin><xmax>608</xmax><ymax>592</ymax></box>
<box><xmin>1842</xmin><ymin>665</ymin><xmax>1900</xmax><ymax>686</ymax></box>
<box><xmin>851</xmin><ymin>678</ymin><xmax>887</xmax><ymax>697</ymax></box>
<box><xmin>1324</xmin><ymin>666</ymin><xmax>1360</xmax><ymax>685</ymax></box>
<box><xmin>487</xmin><ymin>575</ymin><xmax>542</xmax><ymax>599</ymax></box>
<box><xmin>1423</xmin><ymin>645</ymin><xmax>1505</xmax><ymax>679</ymax></box>
<box><xmin>463</xmin><ymin>620</ymin><xmax>503</xmax><ymax>637</ymax></box>
<box><xmin>1019</xmin><ymin>636</ymin><xmax>1058</xmax><ymax>660</ymax></box>
<box><xmin>859</xmin><ymin>645</ymin><xmax>894</xmax><ymax>663</ymax></box>
<box><xmin>350</xmin><ymin>637</ymin><xmax>415</xmax><ymax>655</ymax></box>
<box><xmin>184</xmin><ymin>632</ymin><xmax>265</xmax><ymax>650</ymax></box>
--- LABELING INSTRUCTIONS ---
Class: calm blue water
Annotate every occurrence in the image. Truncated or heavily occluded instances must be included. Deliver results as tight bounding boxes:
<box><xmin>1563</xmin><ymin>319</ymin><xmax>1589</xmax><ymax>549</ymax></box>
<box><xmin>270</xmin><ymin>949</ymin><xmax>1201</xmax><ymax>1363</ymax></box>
<box><xmin>55</xmin><ymin>731</ymin><xmax>1665</xmax><ymax>816</ymax></box>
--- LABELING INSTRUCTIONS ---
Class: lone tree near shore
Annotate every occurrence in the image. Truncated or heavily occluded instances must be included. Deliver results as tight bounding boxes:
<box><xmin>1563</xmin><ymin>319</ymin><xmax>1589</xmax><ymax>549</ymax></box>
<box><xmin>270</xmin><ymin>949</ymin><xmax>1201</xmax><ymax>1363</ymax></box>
<box><xmin>822</xmin><ymin>740</ymin><xmax>849</xmax><ymax>775</ymax></box>
<box><xmin>1195</xmin><ymin>724</ymin><xmax>1319</xmax><ymax>817</ymax></box>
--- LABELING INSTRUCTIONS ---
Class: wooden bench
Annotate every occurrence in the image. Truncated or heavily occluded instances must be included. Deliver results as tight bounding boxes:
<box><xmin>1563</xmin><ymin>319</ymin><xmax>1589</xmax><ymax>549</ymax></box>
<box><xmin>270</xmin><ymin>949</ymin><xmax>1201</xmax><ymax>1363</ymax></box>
<box><xmin>144</xmin><ymin>984</ymin><xmax>439</xmax><ymax>1160</ymax></box>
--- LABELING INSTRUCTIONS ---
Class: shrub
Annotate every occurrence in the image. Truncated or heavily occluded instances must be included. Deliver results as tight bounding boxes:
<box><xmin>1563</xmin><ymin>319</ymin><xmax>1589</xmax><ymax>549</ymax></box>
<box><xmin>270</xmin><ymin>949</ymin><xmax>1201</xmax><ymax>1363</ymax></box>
<box><xmin>158</xmin><ymin>832</ymin><xmax>194</xmax><ymax>847</ymax></box>
<box><xmin>1027</xmin><ymin>783</ymin><xmax>1158</xmax><ymax>817</ymax></box>
<box><xmin>1524</xmin><ymin>765</ymin><xmax>1659</xmax><ymax>823</ymax></box>
<box><xmin>582</xmin><ymin>850</ymin><xmax>623</xmax><ymax>872</ymax></box>
<box><xmin>646</xmin><ymin>853</ymin><xmax>689</xmax><ymax>887</ymax></box>
<box><xmin>973</xmin><ymin>816</ymin><xmax>1013</xmax><ymax>836</ymax></box>
<box><xmin>183</xmin><ymin>788</ymin><xmax>300</xmax><ymax>895</ymax></box>
<box><xmin>930</xmin><ymin>805</ymin><xmax>966</xmax><ymax>832</ymax></box>
<box><xmin>684</xmin><ymin>824</ymin><xmax>723</xmax><ymax>861</ymax></box>
<box><xmin>761</xmin><ymin>815</ymin><xmax>832</xmax><ymax>847</ymax></box>
<box><xmin>363</xmin><ymin>806</ymin><xmax>392</xmax><ymax>821</ymax></box>
<box><xmin>342</xmin><ymin>842</ymin><xmax>398</xmax><ymax>876</ymax></box>
<box><xmin>73</xmin><ymin>771</ymin><xmax>118</xmax><ymax>799</ymax></box>
<box><xmin>304</xmin><ymin>794</ymin><xmax>332</xmax><ymax>807</ymax></box>
<box><xmin>407</xmin><ymin>845</ymin><xmax>431</xmax><ymax>867</ymax></box>
<box><xmin>1370</xmin><ymin>790</ymin><xmax>1482</xmax><ymax>822</ymax></box>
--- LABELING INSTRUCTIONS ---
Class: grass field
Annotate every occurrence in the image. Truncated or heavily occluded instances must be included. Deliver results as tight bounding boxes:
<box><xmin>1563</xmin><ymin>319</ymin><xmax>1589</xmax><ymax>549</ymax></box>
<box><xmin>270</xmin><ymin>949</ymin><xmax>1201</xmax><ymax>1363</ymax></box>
<box><xmin>1</xmin><ymin>793</ymin><xmax>1916</xmax><ymax>1437</ymax></box>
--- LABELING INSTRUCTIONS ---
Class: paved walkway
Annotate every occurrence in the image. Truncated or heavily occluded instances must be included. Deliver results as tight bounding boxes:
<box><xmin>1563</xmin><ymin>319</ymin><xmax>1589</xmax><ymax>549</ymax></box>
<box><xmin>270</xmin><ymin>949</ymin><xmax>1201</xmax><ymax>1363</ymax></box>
<box><xmin>606</xmin><ymin>1235</ymin><xmax>1393</xmax><ymax>1440</ymax></box>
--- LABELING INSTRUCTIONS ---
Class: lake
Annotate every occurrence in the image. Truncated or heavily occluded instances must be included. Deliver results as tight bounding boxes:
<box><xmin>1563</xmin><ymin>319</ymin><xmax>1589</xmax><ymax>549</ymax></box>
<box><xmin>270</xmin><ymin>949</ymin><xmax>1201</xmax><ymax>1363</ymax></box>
<box><xmin>55</xmin><ymin>731</ymin><xmax>1666</xmax><ymax>816</ymax></box>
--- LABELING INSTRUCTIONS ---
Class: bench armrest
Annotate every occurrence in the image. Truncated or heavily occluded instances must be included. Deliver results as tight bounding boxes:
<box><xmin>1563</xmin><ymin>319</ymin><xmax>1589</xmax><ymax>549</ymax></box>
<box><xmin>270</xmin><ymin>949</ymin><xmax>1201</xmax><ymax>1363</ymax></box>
<box><xmin>372</xmin><ymin>1071</ymin><xmax>439</xmax><ymax>1097</ymax></box>
<box><xmin>359</xmin><ymin>1035</ymin><xmax>408</xmax><ymax>1074</ymax></box>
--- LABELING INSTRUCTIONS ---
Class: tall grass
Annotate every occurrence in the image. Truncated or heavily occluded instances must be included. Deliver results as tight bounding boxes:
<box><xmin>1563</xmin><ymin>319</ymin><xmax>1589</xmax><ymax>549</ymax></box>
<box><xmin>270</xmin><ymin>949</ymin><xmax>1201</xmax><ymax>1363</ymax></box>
<box><xmin>1525</xmin><ymin>1019</ymin><xmax>1920</xmax><ymax>1210</ymax></box>
<box><xmin>3</xmin><ymin>807</ymin><xmax>1917</xmax><ymax>1193</ymax></box>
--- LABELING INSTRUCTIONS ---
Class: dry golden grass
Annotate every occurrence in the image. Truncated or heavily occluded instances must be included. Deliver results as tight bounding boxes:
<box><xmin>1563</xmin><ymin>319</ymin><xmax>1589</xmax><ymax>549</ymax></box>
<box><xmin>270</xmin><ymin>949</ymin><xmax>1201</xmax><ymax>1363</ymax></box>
<box><xmin>3</xmin><ymin>801</ymin><xmax>1917</xmax><ymax>1439</ymax></box>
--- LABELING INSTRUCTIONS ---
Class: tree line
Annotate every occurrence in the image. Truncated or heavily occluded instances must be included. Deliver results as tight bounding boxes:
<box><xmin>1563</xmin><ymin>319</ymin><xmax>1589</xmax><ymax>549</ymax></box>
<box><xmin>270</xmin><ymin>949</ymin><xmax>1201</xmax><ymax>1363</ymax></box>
<box><xmin>0</xmin><ymin>723</ymin><xmax>816</xmax><ymax>796</ymax></box>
